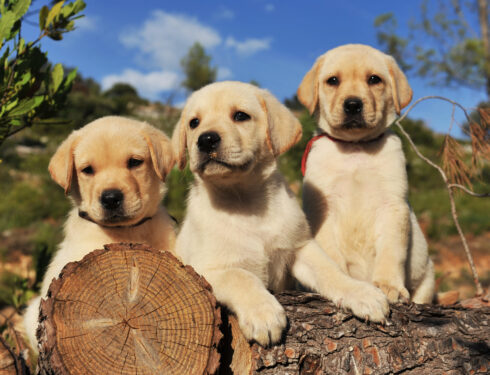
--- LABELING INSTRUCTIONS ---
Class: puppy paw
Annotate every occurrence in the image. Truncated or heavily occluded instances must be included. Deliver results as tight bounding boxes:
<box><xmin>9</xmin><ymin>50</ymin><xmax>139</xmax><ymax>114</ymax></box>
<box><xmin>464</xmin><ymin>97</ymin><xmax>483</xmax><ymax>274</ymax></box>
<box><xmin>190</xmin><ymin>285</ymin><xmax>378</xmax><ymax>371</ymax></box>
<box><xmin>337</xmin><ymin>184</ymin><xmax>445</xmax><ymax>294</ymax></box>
<box><xmin>236</xmin><ymin>293</ymin><xmax>287</xmax><ymax>347</ymax></box>
<box><xmin>339</xmin><ymin>281</ymin><xmax>390</xmax><ymax>323</ymax></box>
<box><xmin>374</xmin><ymin>279</ymin><xmax>410</xmax><ymax>304</ymax></box>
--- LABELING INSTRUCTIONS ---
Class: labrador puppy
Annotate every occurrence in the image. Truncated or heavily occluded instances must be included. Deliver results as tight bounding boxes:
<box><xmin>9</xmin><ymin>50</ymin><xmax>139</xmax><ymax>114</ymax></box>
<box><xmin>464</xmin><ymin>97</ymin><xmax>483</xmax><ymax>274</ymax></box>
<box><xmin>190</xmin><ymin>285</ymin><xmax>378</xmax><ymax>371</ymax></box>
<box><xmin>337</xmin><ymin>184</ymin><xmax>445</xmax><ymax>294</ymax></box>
<box><xmin>173</xmin><ymin>81</ymin><xmax>389</xmax><ymax>346</ymax></box>
<box><xmin>297</xmin><ymin>44</ymin><xmax>434</xmax><ymax>304</ymax></box>
<box><xmin>23</xmin><ymin>116</ymin><xmax>176</xmax><ymax>351</ymax></box>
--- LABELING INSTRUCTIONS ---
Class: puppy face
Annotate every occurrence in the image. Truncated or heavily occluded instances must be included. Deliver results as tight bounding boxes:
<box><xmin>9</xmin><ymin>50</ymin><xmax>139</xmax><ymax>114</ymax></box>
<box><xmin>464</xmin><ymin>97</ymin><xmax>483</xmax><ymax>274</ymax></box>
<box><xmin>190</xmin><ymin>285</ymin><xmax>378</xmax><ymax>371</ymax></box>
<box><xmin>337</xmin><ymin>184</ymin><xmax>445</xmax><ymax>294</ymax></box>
<box><xmin>172</xmin><ymin>81</ymin><xmax>302</xmax><ymax>181</ymax></box>
<box><xmin>49</xmin><ymin>116</ymin><xmax>174</xmax><ymax>227</ymax></box>
<box><xmin>298</xmin><ymin>44</ymin><xmax>412</xmax><ymax>141</ymax></box>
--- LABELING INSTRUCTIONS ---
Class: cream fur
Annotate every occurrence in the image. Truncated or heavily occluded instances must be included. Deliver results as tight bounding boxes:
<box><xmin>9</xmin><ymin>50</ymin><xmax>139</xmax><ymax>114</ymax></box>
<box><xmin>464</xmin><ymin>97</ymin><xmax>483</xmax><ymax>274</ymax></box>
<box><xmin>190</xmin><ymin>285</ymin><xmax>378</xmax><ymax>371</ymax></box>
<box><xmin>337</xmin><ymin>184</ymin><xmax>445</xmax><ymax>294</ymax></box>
<box><xmin>298</xmin><ymin>44</ymin><xmax>434</xmax><ymax>304</ymax></box>
<box><xmin>23</xmin><ymin>116</ymin><xmax>176</xmax><ymax>352</ymax></box>
<box><xmin>173</xmin><ymin>81</ymin><xmax>389</xmax><ymax>346</ymax></box>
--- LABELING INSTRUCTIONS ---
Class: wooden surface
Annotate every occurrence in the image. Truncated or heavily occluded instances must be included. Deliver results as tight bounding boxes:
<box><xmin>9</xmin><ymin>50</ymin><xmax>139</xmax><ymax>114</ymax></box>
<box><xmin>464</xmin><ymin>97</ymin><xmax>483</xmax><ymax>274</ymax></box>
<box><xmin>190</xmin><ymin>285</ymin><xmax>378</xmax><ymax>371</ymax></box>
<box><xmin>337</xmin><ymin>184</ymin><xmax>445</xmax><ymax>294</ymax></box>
<box><xmin>219</xmin><ymin>291</ymin><xmax>490</xmax><ymax>374</ymax></box>
<box><xmin>37</xmin><ymin>243</ymin><xmax>221</xmax><ymax>375</ymax></box>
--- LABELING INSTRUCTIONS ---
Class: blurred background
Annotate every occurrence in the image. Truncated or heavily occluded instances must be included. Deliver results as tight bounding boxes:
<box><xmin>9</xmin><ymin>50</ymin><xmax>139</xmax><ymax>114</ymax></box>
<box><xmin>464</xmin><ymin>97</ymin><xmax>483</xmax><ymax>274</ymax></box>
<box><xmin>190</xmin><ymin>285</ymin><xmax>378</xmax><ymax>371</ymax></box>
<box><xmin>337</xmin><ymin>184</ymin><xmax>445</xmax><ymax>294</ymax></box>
<box><xmin>0</xmin><ymin>0</ymin><xmax>489</xmax><ymax>335</ymax></box>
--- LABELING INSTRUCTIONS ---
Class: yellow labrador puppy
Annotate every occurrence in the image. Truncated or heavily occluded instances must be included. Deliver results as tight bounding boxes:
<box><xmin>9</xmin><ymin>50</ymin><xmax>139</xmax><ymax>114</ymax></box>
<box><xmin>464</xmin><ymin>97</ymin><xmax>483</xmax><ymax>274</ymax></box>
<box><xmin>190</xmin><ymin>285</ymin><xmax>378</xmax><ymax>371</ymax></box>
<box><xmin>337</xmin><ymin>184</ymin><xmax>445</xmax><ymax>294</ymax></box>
<box><xmin>298</xmin><ymin>44</ymin><xmax>434</xmax><ymax>304</ymax></box>
<box><xmin>173</xmin><ymin>81</ymin><xmax>389</xmax><ymax>346</ymax></box>
<box><xmin>24</xmin><ymin>116</ymin><xmax>176</xmax><ymax>350</ymax></box>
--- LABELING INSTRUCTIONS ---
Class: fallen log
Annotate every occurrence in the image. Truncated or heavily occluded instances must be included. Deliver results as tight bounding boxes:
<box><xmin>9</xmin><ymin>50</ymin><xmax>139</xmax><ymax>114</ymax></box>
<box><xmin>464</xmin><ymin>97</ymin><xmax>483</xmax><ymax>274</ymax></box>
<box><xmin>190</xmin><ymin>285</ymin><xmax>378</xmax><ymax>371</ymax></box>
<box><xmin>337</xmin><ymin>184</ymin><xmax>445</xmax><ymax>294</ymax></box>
<box><xmin>220</xmin><ymin>292</ymin><xmax>490</xmax><ymax>374</ymax></box>
<box><xmin>36</xmin><ymin>243</ymin><xmax>221</xmax><ymax>375</ymax></box>
<box><xmin>34</xmin><ymin>243</ymin><xmax>490</xmax><ymax>374</ymax></box>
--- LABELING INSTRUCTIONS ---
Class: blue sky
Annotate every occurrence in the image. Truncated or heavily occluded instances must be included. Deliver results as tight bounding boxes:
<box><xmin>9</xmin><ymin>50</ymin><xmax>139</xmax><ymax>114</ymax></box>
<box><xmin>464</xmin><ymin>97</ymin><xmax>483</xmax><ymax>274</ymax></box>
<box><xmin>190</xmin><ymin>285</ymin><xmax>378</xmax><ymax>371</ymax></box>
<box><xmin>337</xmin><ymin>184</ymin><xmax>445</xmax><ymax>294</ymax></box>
<box><xmin>23</xmin><ymin>0</ymin><xmax>486</xmax><ymax>136</ymax></box>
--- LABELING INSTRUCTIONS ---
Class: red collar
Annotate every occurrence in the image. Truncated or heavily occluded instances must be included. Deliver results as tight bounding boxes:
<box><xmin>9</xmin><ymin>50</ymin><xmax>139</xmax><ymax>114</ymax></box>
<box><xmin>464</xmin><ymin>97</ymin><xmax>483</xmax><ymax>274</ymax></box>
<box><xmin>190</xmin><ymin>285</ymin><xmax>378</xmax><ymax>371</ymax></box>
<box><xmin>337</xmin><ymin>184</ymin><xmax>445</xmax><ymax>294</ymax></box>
<box><xmin>301</xmin><ymin>132</ymin><xmax>385</xmax><ymax>176</ymax></box>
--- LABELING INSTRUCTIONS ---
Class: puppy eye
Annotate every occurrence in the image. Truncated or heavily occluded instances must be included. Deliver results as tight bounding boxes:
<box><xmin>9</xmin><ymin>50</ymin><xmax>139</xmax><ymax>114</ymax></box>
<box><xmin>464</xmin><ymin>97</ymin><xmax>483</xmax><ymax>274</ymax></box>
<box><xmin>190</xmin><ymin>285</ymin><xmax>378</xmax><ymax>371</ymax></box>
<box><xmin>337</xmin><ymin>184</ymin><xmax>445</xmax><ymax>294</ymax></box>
<box><xmin>326</xmin><ymin>76</ymin><xmax>339</xmax><ymax>86</ymax></box>
<box><xmin>128</xmin><ymin>158</ymin><xmax>144</xmax><ymax>169</ymax></box>
<box><xmin>233</xmin><ymin>111</ymin><xmax>251</xmax><ymax>122</ymax></box>
<box><xmin>81</xmin><ymin>166</ymin><xmax>94</xmax><ymax>175</ymax></box>
<box><xmin>368</xmin><ymin>75</ymin><xmax>382</xmax><ymax>85</ymax></box>
<box><xmin>189</xmin><ymin>118</ymin><xmax>200</xmax><ymax>129</ymax></box>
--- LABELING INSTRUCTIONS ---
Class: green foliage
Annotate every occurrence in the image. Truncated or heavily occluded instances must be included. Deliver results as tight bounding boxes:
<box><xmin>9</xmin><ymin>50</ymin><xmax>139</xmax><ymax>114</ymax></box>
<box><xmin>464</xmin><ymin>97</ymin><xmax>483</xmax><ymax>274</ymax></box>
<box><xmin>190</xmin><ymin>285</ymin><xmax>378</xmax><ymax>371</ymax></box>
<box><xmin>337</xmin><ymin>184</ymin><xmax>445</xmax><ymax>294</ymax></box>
<box><xmin>180</xmin><ymin>42</ymin><xmax>217</xmax><ymax>92</ymax></box>
<box><xmin>278</xmin><ymin>110</ymin><xmax>316</xmax><ymax>185</ymax></box>
<box><xmin>374</xmin><ymin>0</ymin><xmax>489</xmax><ymax>95</ymax></box>
<box><xmin>103</xmin><ymin>82</ymin><xmax>148</xmax><ymax>114</ymax></box>
<box><xmin>0</xmin><ymin>0</ymin><xmax>86</xmax><ymax>146</ymax></box>
<box><xmin>0</xmin><ymin>271</ymin><xmax>34</xmax><ymax>309</ymax></box>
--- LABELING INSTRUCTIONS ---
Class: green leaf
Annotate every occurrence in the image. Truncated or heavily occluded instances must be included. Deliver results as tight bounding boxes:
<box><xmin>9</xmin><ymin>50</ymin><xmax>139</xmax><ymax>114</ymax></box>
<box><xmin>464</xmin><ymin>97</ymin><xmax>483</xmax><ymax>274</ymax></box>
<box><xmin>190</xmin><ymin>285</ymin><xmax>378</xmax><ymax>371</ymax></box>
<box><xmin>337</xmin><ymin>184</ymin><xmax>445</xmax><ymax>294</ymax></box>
<box><xmin>46</xmin><ymin>1</ymin><xmax>65</xmax><ymax>28</ymax></box>
<box><xmin>8</xmin><ymin>96</ymin><xmax>44</xmax><ymax>117</ymax></box>
<box><xmin>39</xmin><ymin>5</ymin><xmax>49</xmax><ymax>31</ymax></box>
<box><xmin>0</xmin><ymin>11</ymin><xmax>16</xmax><ymax>42</ymax></box>
<box><xmin>51</xmin><ymin>63</ymin><xmax>64</xmax><ymax>93</ymax></box>
<box><xmin>11</xmin><ymin>0</ymin><xmax>31</xmax><ymax>19</ymax></box>
<box><xmin>73</xmin><ymin>0</ymin><xmax>86</xmax><ymax>14</ymax></box>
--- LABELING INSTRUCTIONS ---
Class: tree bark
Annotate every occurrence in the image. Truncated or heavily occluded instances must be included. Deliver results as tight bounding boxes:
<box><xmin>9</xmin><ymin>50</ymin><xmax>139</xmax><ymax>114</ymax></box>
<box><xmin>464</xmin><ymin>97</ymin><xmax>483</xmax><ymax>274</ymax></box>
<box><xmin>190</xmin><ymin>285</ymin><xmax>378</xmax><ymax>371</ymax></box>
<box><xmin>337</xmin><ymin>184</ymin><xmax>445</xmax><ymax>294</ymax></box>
<box><xmin>36</xmin><ymin>243</ymin><xmax>221</xmax><ymax>375</ymax></box>
<box><xmin>219</xmin><ymin>292</ymin><xmax>490</xmax><ymax>374</ymax></box>
<box><xmin>34</xmin><ymin>244</ymin><xmax>490</xmax><ymax>374</ymax></box>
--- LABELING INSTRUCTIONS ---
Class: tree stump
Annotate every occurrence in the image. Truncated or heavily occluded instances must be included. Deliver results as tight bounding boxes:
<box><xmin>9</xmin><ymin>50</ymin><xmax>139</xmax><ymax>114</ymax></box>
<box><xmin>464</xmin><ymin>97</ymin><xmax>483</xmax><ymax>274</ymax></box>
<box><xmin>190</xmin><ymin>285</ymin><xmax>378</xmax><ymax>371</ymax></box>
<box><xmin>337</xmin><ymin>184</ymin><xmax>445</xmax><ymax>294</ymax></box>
<box><xmin>37</xmin><ymin>243</ymin><xmax>221</xmax><ymax>375</ymax></box>
<box><xmin>219</xmin><ymin>291</ymin><xmax>490</xmax><ymax>374</ymax></box>
<box><xmin>0</xmin><ymin>335</ymin><xmax>29</xmax><ymax>375</ymax></box>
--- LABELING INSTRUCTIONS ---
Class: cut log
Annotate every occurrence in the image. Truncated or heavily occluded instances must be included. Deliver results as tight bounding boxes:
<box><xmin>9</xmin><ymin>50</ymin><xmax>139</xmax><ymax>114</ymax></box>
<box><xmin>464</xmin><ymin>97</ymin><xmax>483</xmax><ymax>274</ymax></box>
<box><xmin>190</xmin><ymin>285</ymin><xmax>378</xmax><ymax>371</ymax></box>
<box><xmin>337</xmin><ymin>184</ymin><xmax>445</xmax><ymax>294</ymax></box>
<box><xmin>34</xmin><ymin>243</ymin><xmax>490</xmax><ymax>374</ymax></box>
<box><xmin>37</xmin><ymin>243</ymin><xmax>221</xmax><ymax>375</ymax></box>
<box><xmin>219</xmin><ymin>291</ymin><xmax>490</xmax><ymax>374</ymax></box>
<box><xmin>0</xmin><ymin>335</ymin><xmax>29</xmax><ymax>375</ymax></box>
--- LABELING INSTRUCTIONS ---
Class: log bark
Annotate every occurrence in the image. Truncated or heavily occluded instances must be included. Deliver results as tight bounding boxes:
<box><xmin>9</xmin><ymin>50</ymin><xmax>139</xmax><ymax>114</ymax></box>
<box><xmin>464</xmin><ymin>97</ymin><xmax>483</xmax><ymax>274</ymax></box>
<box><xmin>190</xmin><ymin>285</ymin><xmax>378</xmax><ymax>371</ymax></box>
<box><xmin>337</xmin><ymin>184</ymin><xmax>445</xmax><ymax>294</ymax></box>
<box><xmin>36</xmin><ymin>243</ymin><xmax>221</xmax><ymax>375</ymax></box>
<box><xmin>219</xmin><ymin>292</ymin><xmax>490</xmax><ymax>374</ymax></box>
<box><xmin>34</xmin><ymin>243</ymin><xmax>490</xmax><ymax>374</ymax></box>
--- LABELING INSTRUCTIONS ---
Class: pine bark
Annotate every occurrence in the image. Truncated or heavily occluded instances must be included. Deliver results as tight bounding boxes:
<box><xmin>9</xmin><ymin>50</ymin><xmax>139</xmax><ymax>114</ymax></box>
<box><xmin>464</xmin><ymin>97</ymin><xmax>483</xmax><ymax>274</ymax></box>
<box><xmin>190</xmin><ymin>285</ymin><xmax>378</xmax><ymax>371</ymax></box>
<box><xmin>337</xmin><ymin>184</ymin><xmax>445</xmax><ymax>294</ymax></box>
<box><xmin>34</xmin><ymin>243</ymin><xmax>490</xmax><ymax>374</ymax></box>
<box><xmin>219</xmin><ymin>292</ymin><xmax>490</xmax><ymax>374</ymax></box>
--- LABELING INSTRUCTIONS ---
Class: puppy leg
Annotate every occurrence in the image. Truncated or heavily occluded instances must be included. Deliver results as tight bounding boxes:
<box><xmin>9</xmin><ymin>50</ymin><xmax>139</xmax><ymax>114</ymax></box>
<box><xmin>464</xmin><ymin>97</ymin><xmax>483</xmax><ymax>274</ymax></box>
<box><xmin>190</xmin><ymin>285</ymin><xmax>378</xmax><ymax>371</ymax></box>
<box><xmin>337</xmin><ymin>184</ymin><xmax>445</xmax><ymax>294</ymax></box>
<box><xmin>373</xmin><ymin>203</ymin><xmax>411</xmax><ymax>303</ymax></box>
<box><xmin>411</xmin><ymin>259</ymin><xmax>435</xmax><ymax>304</ymax></box>
<box><xmin>292</xmin><ymin>240</ymin><xmax>389</xmax><ymax>322</ymax></box>
<box><xmin>203</xmin><ymin>268</ymin><xmax>287</xmax><ymax>346</ymax></box>
<box><xmin>23</xmin><ymin>296</ymin><xmax>41</xmax><ymax>351</ymax></box>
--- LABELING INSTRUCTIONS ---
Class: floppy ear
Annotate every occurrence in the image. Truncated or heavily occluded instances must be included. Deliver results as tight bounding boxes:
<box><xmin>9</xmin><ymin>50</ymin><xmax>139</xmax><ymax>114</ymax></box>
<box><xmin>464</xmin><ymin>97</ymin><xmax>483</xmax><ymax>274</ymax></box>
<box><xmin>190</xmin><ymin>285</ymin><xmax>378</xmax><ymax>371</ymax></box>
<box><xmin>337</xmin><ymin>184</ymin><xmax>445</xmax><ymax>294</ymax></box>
<box><xmin>385</xmin><ymin>55</ymin><xmax>412</xmax><ymax>115</ymax></box>
<box><xmin>297</xmin><ymin>55</ymin><xmax>325</xmax><ymax>114</ymax></box>
<box><xmin>171</xmin><ymin>113</ymin><xmax>187</xmax><ymax>170</ymax></box>
<box><xmin>48</xmin><ymin>130</ymin><xmax>80</xmax><ymax>194</ymax></box>
<box><xmin>141</xmin><ymin>125</ymin><xmax>175</xmax><ymax>181</ymax></box>
<box><xmin>259</xmin><ymin>89</ymin><xmax>302</xmax><ymax>157</ymax></box>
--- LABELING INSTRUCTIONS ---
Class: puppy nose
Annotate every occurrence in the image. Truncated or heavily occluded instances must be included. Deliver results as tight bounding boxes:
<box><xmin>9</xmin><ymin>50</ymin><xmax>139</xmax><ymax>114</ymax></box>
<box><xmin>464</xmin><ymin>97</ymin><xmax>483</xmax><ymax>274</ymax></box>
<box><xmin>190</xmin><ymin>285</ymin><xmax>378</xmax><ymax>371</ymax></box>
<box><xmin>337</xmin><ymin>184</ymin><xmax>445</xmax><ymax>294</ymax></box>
<box><xmin>197</xmin><ymin>131</ymin><xmax>221</xmax><ymax>153</ymax></box>
<box><xmin>100</xmin><ymin>189</ymin><xmax>124</xmax><ymax>210</ymax></box>
<box><xmin>343</xmin><ymin>98</ymin><xmax>363</xmax><ymax>115</ymax></box>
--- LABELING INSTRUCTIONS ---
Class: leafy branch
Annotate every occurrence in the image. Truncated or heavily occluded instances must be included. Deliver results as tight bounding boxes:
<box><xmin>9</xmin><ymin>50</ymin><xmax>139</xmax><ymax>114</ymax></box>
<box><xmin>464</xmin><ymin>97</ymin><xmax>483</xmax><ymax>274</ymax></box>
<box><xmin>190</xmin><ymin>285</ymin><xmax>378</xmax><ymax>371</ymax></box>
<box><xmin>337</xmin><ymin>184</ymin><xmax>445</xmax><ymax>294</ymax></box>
<box><xmin>395</xmin><ymin>96</ymin><xmax>489</xmax><ymax>296</ymax></box>
<box><xmin>0</xmin><ymin>0</ymin><xmax>86</xmax><ymax>147</ymax></box>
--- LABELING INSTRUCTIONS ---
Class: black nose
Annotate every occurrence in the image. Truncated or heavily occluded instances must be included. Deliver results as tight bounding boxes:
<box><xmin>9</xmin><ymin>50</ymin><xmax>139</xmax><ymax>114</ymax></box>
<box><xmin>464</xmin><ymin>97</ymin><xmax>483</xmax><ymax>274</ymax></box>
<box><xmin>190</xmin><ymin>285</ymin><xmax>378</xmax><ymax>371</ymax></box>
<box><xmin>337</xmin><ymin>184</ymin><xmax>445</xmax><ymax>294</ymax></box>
<box><xmin>343</xmin><ymin>98</ymin><xmax>363</xmax><ymax>115</ymax></box>
<box><xmin>197</xmin><ymin>131</ymin><xmax>221</xmax><ymax>153</ymax></box>
<box><xmin>100</xmin><ymin>189</ymin><xmax>124</xmax><ymax>210</ymax></box>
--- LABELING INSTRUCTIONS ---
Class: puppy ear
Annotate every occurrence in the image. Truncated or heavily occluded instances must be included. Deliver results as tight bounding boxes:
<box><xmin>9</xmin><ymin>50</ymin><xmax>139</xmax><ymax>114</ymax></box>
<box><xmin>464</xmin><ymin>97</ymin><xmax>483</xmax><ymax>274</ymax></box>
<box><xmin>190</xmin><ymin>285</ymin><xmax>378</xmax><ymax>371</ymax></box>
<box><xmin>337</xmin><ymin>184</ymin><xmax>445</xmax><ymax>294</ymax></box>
<box><xmin>259</xmin><ymin>89</ymin><xmax>302</xmax><ymax>156</ymax></box>
<box><xmin>142</xmin><ymin>125</ymin><xmax>174</xmax><ymax>181</ymax></box>
<box><xmin>385</xmin><ymin>56</ymin><xmax>412</xmax><ymax>115</ymax></box>
<box><xmin>297</xmin><ymin>55</ymin><xmax>325</xmax><ymax>114</ymax></box>
<box><xmin>171</xmin><ymin>113</ymin><xmax>187</xmax><ymax>170</ymax></box>
<box><xmin>48</xmin><ymin>130</ymin><xmax>80</xmax><ymax>194</ymax></box>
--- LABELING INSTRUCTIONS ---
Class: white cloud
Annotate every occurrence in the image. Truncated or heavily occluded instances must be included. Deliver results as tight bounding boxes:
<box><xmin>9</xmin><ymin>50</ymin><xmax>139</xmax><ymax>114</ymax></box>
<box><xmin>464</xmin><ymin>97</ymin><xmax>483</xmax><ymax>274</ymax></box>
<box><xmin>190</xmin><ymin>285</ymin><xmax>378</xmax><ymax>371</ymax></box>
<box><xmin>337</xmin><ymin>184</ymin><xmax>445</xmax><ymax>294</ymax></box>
<box><xmin>215</xmin><ymin>8</ymin><xmax>234</xmax><ymax>20</ymax></box>
<box><xmin>225</xmin><ymin>36</ymin><xmax>272</xmax><ymax>56</ymax></box>
<box><xmin>120</xmin><ymin>10</ymin><xmax>222</xmax><ymax>69</ymax></box>
<box><xmin>217</xmin><ymin>67</ymin><xmax>233</xmax><ymax>80</ymax></box>
<box><xmin>101</xmin><ymin>69</ymin><xmax>180</xmax><ymax>100</ymax></box>
<box><xmin>265</xmin><ymin>4</ymin><xmax>275</xmax><ymax>12</ymax></box>
<box><xmin>74</xmin><ymin>15</ymin><xmax>97</xmax><ymax>32</ymax></box>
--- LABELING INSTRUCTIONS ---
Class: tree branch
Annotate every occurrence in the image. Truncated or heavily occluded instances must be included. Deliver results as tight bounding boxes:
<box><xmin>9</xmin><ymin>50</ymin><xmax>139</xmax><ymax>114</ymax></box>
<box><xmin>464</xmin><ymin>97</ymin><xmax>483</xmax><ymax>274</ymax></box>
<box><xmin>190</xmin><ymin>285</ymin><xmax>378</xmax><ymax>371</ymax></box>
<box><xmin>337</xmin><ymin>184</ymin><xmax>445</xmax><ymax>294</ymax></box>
<box><xmin>396</xmin><ymin>95</ymin><xmax>488</xmax><ymax>296</ymax></box>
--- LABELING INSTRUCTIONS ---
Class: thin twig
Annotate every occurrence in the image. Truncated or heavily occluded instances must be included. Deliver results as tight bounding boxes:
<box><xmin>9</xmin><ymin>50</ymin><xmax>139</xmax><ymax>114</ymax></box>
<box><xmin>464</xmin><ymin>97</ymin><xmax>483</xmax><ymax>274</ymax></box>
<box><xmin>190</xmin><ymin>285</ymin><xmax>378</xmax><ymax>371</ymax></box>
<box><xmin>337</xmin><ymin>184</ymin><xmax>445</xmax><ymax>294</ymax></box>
<box><xmin>449</xmin><ymin>184</ymin><xmax>490</xmax><ymax>197</ymax></box>
<box><xmin>395</xmin><ymin>95</ymin><xmax>487</xmax><ymax>296</ymax></box>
